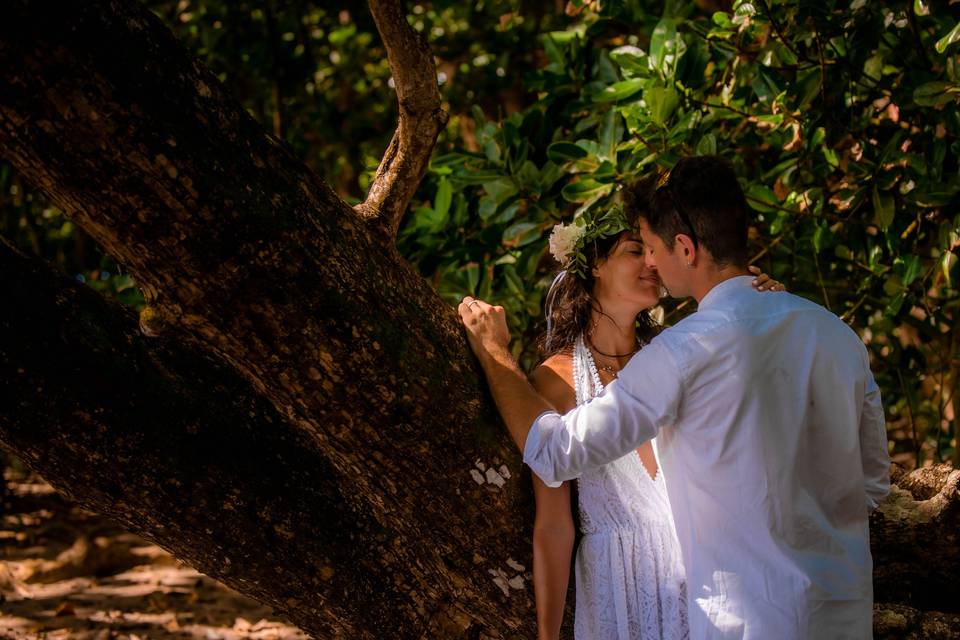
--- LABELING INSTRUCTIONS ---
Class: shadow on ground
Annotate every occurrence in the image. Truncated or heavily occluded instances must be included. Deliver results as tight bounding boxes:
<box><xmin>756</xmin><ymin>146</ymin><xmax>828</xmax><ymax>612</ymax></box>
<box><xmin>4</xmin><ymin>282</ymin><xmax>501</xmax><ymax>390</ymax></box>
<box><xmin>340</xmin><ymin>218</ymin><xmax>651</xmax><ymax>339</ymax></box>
<box><xmin>1</xmin><ymin>469</ymin><xmax>306</xmax><ymax>640</ymax></box>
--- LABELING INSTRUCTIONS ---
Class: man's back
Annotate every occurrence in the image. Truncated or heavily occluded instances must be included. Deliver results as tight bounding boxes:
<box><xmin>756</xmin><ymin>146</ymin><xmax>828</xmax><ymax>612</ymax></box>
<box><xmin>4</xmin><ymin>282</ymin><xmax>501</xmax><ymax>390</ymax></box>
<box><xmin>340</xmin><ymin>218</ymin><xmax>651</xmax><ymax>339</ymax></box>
<box><xmin>653</xmin><ymin>276</ymin><xmax>890</xmax><ymax>639</ymax></box>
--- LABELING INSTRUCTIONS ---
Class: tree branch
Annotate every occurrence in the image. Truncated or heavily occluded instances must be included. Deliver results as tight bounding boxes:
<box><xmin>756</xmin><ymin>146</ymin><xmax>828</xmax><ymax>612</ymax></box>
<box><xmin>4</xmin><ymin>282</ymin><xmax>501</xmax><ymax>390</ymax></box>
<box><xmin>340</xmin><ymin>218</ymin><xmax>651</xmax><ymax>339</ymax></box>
<box><xmin>356</xmin><ymin>0</ymin><xmax>449</xmax><ymax>238</ymax></box>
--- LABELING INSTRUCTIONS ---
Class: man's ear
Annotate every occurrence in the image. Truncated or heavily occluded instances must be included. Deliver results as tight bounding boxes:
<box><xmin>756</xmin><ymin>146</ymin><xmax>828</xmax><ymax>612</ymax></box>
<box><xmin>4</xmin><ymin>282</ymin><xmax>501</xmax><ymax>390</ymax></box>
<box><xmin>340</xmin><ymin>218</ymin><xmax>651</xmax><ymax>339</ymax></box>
<box><xmin>674</xmin><ymin>234</ymin><xmax>697</xmax><ymax>266</ymax></box>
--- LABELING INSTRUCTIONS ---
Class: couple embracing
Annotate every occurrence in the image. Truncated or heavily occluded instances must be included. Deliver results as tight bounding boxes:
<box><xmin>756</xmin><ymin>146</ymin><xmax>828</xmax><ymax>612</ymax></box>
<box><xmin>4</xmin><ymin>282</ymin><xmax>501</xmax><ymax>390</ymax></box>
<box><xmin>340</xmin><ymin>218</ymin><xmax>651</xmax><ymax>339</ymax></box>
<box><xmin>459</xmin><ymin>156</ymin><xmax>891</xmax><ymax>640</ymax></box>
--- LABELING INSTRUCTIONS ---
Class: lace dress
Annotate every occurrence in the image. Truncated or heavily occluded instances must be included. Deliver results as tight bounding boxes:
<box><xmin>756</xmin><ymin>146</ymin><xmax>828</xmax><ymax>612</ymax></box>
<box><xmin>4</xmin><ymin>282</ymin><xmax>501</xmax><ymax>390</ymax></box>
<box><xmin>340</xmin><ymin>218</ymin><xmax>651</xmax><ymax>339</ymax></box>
<box><xmin>571</xmin><ymin>335</ymin><xmax>689</xmax><ymax>639</ymax></box>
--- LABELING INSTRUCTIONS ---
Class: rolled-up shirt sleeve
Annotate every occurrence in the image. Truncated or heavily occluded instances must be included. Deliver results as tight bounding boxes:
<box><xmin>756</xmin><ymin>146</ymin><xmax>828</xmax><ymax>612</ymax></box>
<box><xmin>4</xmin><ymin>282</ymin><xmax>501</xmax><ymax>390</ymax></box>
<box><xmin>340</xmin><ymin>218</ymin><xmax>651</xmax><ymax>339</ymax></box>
<box><xmin>859</xmin><ymin>369</ymin><xmax>890</xmax><ymax>511</ymax></box>
<box><xmin>523</xmin><ymin>340</ymin><xmax>683</xmax><ymax>486</ymax></box>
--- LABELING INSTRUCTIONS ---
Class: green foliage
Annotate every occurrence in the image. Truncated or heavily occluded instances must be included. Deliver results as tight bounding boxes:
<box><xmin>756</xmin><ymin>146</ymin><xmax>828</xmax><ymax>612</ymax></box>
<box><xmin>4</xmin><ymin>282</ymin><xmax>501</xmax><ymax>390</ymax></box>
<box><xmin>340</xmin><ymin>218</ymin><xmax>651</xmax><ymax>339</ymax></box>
<box><xmin>2</xmin><ymin>0</ymin><xmax>958</xmax><ymax>466</ymax></box>
<box><xmin>397</xmin><ymin>0</ymin><xmax>960</xmax><ymax>466</ymax></box>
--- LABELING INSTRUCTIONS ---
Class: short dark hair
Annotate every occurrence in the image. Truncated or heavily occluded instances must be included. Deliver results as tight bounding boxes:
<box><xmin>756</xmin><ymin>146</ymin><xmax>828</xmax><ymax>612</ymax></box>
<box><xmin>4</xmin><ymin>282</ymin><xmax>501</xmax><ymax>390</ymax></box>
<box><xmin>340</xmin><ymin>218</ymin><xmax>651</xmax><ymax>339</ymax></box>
<box><xmin>624</xmin><ymin>156</ymin><xmax>749</xmax><ymax>268</ymax></box>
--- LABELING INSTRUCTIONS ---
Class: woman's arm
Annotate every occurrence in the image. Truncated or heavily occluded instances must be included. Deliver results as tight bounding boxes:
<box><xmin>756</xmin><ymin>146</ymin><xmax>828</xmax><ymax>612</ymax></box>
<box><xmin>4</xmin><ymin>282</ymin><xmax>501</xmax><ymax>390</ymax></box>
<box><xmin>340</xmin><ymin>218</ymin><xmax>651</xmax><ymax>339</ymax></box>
<box><xmin>532</xmin><ymin>476</ymin><xmax>574</xmax><ymax>640</ymax></box>
<box><xmin>529</xmin><ymin>359</ymin><xmax>576</xmax><ymax>640</ymax></box>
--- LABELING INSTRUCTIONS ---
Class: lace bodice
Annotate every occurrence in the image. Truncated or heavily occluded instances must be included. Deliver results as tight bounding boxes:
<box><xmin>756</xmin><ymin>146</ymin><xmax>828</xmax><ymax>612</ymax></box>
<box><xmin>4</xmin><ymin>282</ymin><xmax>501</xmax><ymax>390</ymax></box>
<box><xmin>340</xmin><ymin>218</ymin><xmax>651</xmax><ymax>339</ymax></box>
<box><xmin>570</xmin><ymin>334</ymin><xmax>688</xmax><ymax>639</ymax></box>
<box><xmin>572</xmin><ymin>336</ymin><xmax>674</xmax><ymax>534</ymax></box>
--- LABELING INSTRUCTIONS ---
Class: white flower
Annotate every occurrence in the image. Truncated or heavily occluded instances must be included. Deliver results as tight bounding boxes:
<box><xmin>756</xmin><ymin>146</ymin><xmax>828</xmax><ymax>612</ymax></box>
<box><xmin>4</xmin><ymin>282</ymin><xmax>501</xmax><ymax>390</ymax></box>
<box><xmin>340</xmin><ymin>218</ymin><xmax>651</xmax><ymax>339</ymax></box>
<box><xmin>548</xmin><ymin>222</ymin><xmax>586</xmax><ymax>267</ymax></box>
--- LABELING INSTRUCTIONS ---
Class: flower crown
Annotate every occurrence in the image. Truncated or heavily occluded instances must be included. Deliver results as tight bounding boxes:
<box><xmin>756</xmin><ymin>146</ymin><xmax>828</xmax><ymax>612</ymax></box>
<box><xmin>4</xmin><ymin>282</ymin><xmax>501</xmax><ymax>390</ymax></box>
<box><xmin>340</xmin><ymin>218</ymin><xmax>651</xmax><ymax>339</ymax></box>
<box><xmin>547</xmin><ymin>204</ymin><xmax>631</xmax><ymax>278</ymax></box>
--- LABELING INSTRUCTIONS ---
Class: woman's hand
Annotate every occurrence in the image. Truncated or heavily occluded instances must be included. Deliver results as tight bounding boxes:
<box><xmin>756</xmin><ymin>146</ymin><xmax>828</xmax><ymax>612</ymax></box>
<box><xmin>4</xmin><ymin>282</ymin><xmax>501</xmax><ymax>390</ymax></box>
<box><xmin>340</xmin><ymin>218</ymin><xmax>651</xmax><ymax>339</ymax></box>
<box><xmin>459</xmin><ymin>296</ymin><xmax>511</xmax><ymax>358</ymax></box>
<box><xmin>748</xmin><ymin>265</ymin><xmax>785</xmax><ymax>292</ymax></box>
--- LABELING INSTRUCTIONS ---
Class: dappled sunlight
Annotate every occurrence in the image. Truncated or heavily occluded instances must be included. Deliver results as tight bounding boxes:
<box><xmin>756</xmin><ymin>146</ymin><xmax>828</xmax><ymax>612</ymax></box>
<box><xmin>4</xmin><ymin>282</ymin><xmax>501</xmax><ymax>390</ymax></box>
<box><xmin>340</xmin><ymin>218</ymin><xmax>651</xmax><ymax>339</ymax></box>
<box><xmin>1</xmin><ymin>471</ymin><xmax>306</xmax><ymax>640</ymax></box>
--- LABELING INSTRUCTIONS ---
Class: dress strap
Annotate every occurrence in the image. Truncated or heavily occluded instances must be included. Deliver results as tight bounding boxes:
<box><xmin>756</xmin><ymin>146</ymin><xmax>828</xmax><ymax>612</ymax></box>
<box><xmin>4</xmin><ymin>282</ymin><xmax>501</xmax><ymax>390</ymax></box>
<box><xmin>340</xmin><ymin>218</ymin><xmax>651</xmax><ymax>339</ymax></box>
<box><xmin>573</xmin><ymin>334</ymin><xmax>604</xmax><ymax>406</ymax></box>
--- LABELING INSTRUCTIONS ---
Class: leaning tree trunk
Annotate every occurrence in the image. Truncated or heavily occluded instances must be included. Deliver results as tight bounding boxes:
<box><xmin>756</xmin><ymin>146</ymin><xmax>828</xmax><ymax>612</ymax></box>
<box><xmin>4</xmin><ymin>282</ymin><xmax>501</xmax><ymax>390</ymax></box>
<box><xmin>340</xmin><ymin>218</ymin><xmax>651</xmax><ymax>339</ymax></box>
<box><xmin>0</xmin><ymin>2</ymin><xmax>535</xmax><ymax>638</ymax></box>
<box><xmin>0</xmin><ymin>1</ymin><xmax>956</xmax><ymax>638</ymax></box>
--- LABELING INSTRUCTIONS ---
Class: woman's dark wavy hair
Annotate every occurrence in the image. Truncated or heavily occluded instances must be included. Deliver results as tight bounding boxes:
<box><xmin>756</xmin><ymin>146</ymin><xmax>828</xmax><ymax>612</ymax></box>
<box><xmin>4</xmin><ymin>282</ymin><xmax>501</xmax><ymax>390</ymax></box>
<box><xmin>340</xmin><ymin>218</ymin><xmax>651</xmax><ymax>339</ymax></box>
<box><xmin>537</xmin><ymin>186</ymin><xmax>661</xmax><ymax>361</ymax></box>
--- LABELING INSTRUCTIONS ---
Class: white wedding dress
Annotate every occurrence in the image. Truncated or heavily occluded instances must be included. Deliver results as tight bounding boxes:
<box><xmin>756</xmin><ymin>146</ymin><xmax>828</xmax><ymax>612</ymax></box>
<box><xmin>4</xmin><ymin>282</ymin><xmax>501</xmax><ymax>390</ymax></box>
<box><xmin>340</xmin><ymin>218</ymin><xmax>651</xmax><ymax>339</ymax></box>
<box><xmin>571</xmin><ymin>335</ymin><xmax>689</xmax><ymax>639</ymax></box>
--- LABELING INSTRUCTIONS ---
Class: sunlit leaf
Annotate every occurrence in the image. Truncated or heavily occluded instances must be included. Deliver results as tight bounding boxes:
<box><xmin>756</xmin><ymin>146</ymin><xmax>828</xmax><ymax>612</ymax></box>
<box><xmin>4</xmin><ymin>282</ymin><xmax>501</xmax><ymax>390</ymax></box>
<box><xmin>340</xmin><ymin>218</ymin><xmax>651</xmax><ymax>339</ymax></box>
<box><xmin>610</xmin><ymin>46</ymin><xmax>648</xmax><ymax>75</ymax></box>
<box><xmin>935</xmin><ymin>21</ymin><xmax>960</xmax><ymax>54</ymax></box>
<box><xmin>434</xmin><ymin>179</ymin><xmax>452</xmax><ymax>218</ymax></box>
<box><xmin>649</xmin><ymin>18</ymin><xmax>677</xmax><ymax>76</ymax></box>
<box><xmin>561</xmin><ymin>179</ymin><xmax>614</xmax><ymax>202</ymax></box>
<box><xmin>592</xmin><ymin>78</ymin><xmax>645</xmax><ymax>103</ymax></box>
<box><xmin>943</xmin><ymin>251</ymin><xmax>958</xmax><ymax>287</ymax></box>
<box><xmin>644</xmin><ymin>85</ymin><xmax>680</xmax><ymax>125</ymax></box>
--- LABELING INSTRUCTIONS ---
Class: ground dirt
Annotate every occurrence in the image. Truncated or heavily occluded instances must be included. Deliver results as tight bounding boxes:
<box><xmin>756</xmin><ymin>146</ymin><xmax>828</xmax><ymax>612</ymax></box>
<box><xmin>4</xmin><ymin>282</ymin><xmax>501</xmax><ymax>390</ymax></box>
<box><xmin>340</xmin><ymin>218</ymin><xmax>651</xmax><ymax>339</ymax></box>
<box><xmin>0</xmin><ymin>470</ymin><xmax>307</xmax><ymax>640</ymax></box>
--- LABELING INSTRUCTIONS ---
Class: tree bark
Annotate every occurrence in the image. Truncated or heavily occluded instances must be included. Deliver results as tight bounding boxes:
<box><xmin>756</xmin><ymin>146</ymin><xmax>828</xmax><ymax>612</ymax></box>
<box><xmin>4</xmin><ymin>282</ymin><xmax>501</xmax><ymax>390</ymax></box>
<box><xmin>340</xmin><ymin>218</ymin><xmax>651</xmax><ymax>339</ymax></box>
<box><xmin>871</xmin><ymin>464</ymin><xmax>960</xmax><ymax>615</ymax></box>
<box><xmin>0</xmin><ymin>239</ymin><xmax>373</xmax><ymax>634</ymax></box>
<box><xmin>0</xmin><ymin>2</ymin><xmax>533</xmax><ymax>638</ymax></box>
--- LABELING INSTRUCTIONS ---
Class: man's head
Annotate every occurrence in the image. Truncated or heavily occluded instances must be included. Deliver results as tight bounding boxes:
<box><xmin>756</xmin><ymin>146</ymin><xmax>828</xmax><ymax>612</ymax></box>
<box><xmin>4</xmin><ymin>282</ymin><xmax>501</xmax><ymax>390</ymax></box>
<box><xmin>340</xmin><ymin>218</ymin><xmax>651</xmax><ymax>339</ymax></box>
<box><xmin>624</xmin><ymin>156</ymin><xmax>750</xmax><ymax>298</ymax></box>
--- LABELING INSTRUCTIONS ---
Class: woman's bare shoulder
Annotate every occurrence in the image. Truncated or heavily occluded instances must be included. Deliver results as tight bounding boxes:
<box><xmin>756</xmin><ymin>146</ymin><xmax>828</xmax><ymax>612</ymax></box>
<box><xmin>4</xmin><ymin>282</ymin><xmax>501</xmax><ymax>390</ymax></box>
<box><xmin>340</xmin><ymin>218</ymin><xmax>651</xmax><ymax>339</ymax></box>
<box><xmin>529</xmin><ymin>353</ymin><xmax>575</xmax><ymax>413</ymax></box>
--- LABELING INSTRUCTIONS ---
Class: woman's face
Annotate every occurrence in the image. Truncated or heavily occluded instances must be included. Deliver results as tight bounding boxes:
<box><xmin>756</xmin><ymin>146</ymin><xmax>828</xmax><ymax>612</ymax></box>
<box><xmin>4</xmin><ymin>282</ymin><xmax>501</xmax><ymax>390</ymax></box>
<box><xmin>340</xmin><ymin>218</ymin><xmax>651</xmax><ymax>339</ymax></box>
<box><xmin>591</xmin><ymin>233</ymin><xmax>662</xmax><ymax>313</ymax></box>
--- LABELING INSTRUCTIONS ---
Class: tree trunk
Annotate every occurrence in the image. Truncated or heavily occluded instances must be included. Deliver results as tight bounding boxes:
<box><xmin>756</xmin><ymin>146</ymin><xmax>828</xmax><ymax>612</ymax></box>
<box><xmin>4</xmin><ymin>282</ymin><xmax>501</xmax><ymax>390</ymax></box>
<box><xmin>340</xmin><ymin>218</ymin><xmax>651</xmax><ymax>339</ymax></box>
<box><xmin>0</xmin><ymin>1</ymin><xmax>956</xmax><ymax>638</ymax></box>
<box><xmin>0</xmin><ymin>2</ymin><xmax>534</xmax><ymax>638</ymax></box>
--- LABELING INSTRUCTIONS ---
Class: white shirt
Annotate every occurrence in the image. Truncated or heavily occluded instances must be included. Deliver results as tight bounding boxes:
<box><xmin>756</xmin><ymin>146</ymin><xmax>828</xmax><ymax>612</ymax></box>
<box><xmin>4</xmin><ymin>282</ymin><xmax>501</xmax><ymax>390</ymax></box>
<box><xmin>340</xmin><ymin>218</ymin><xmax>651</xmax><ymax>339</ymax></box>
<box><xmin>524</xmin><ymin>276</ymin><xmax>890</xmax><ymax>640</ymax></box>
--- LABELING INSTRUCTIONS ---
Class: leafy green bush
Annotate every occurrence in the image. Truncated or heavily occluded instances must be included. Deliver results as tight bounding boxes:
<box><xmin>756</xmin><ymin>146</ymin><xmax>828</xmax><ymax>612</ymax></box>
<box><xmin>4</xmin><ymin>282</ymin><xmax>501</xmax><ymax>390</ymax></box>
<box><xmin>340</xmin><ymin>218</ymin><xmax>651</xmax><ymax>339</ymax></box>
<box><xmin>398</xmin><ymin>0</ymin><xmax>960</xmax><ymax>466</ymax></box>
<box><xmin>2</xmin><ymin>0</ymin><xmax>957</xmax><ymax>466</ymax></box>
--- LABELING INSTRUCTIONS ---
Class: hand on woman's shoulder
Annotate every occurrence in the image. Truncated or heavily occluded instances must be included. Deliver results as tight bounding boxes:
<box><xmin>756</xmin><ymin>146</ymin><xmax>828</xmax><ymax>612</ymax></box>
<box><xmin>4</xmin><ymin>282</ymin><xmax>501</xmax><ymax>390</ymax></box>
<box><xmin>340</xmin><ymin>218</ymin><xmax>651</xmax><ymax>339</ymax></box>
<box><xmin>529</xmin><ymin>353</ymin><xmax>576</xmax><ymax>414</ymax></box>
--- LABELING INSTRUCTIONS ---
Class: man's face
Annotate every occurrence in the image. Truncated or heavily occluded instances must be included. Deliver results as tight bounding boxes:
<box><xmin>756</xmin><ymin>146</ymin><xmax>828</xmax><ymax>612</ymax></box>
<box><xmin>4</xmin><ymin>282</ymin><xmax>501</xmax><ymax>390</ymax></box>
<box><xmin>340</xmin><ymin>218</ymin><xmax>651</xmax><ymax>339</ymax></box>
<box><xmin>638</xmin><ymin>219</ymin><xmax>689</xmax><ymax>298</ymax></box>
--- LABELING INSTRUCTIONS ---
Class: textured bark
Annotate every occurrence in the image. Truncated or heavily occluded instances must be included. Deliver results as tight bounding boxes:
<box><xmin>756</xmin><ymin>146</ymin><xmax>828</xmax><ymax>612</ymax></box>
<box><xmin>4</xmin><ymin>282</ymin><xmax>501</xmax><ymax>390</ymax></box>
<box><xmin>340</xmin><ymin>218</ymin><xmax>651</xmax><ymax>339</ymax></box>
<box><xmin>873</xmin><ymin>603</ymin><xmax>960</xmax><ymax>640</ymax></box>
<box><xmin>0</xmin><ymin>239</ymin><xmax>366</xmax><ymax>632</ymax></box>
<box><xmin>0</xmin><ymin>2</ymin><xmax>533</xmax><ymax>638</ymax></box>
<box><xmin>870</xmin><ymin>464</ymin><xmax>960</xmax><ymax>615</ymax></box>
<box><xmin>356</xmin><ymin>0</ymin><xmax>449</xmax><ymax>235</ymax></box>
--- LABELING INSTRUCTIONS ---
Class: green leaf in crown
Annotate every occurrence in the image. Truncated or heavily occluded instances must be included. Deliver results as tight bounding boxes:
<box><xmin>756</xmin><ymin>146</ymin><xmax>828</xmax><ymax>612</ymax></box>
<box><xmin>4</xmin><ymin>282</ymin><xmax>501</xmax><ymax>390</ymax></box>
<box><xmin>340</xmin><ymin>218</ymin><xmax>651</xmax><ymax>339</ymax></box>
<box><xmin>548</xmin><ymin>203</ymin><xmax>631</xmax><ymax>279</ymax></box>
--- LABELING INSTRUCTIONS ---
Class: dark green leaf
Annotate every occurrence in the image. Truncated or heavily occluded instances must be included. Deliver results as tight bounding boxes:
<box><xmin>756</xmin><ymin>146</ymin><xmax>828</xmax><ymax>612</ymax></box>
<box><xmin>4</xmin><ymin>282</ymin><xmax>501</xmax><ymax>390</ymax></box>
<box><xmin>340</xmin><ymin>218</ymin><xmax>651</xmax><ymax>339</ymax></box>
<box><xmin>695</xmin><ymin>133</ymin><xmax>717</xmax><ymax>156</ymax></box>
<box><xmin>913</xmin><ymin>81</ymin><xmax>959</xmax><ymax>107</ymax></box>
<box><xmin>872</xmin><ymin>185</ymin><xmax>895</xmax><ymax>230</ymax></box>
<box><xmin>502</xmin><ymin>221</ymin><xmax>541</xmax><ymax>248</ymax></box>
<box><xmin>546</xmin><ymin>141</ymin><xmax>589</xmax><ymax>163</ymax></box>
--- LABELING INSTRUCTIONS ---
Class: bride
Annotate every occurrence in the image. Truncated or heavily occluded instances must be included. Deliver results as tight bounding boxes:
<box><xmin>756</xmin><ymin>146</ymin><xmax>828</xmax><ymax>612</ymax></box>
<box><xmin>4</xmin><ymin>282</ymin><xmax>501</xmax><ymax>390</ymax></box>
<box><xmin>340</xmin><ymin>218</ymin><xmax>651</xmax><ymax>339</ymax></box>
<box><xmin>528</xmin><ymin>202</ymin><xmax>781</xmax><ymax>639</ymax></box>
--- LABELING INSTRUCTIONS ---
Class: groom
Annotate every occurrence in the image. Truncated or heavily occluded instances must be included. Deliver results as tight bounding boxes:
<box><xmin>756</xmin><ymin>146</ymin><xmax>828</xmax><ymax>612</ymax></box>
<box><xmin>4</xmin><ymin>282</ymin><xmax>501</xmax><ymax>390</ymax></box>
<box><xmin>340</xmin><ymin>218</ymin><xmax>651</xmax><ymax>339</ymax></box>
<box><xmin>459</xmin><ymin>156</ymin><xmax>890</xmax><ymax>639</ymax></box>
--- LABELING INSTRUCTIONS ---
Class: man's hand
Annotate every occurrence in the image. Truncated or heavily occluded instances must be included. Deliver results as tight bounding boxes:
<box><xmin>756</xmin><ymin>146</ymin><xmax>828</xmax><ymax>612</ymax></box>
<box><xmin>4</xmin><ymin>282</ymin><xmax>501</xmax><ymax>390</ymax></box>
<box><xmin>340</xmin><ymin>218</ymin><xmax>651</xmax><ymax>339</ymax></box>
<box><xmin>458</xmin><ymin>296</ymin><xmax>511</xmax><ymax>363</ymax></box>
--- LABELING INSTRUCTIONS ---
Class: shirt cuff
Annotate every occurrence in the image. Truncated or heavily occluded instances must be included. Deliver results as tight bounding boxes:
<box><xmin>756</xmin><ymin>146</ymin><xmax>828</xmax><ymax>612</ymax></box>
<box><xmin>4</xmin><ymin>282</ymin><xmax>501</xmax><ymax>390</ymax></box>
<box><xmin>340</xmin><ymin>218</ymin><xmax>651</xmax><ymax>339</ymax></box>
<box><xmin>523</xmin><ymin>410</ymin><xmax>563</xmax><ymax>488</ymax></box>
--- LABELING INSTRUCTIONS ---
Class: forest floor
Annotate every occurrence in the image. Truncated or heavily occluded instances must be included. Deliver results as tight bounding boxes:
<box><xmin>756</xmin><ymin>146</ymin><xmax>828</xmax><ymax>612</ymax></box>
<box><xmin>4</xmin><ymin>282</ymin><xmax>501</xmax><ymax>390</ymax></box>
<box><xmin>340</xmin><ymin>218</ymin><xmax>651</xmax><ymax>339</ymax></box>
<box><xmin>0</xmin><ymin>469</ymin><xmax>306</xmax><ymax>640</ymax></box>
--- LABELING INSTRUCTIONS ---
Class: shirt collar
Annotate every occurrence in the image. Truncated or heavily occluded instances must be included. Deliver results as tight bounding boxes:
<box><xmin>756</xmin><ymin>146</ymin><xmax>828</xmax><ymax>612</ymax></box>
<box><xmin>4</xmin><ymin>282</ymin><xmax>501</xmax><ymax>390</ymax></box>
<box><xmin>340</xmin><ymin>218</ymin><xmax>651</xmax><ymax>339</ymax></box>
<box><xmin>697</xmin><ymin>275</ymin><xmax>755</xmax><ymax>311</ymax></box>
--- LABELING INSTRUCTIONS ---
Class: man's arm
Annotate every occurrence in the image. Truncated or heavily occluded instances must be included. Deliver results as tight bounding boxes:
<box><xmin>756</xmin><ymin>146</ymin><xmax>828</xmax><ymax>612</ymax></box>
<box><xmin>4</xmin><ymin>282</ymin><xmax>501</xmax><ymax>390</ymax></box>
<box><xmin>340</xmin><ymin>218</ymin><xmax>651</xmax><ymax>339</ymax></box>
<box><xmin>522</xmin><ymin>341</ymin><xmax>681</xmax><ymax>484</ymax></box>
<box><xmin>860</xmin><ymin>368</ymin><xmax>891</xmax><ymax>511</ymax></box>
<box><xmin>459</xmin><ymin>296</ymin><xmax>683</xmax><ymax>485</ymax></box>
